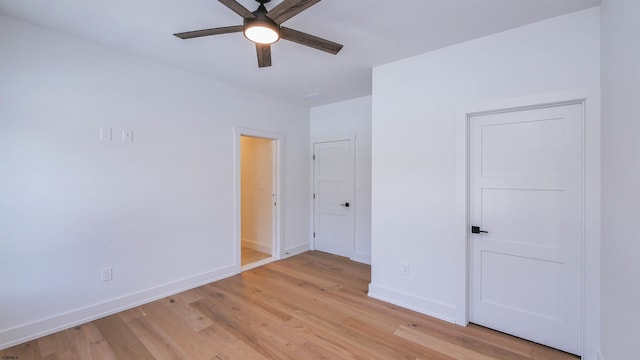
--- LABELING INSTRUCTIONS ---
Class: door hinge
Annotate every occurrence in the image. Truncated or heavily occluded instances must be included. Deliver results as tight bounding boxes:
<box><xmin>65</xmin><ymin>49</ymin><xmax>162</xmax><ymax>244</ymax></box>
<box><xmin>313</xmin><ymin>232</ymin><xmax>315</xmax><ymax>238</ymax></box>
<box><xmin>313</xmin><ymin>193</ymin><xmax>316</xmax><ymax>199</ymax></box>
<box><xmin>313</xmin><ymin>154</ymin><xmax>315</xmax><ymax>160</ymax></box>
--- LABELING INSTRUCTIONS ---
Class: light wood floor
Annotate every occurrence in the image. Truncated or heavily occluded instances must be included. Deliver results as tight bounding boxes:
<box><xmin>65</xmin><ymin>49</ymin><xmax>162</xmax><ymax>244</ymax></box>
<box><xmin>241</xmin><ymin>245</ymin><xmax>271</xmax><ymax>265</ymax></box>
<box><xmin>1</xmin><ymin>251</ymin><xmax>578</xmax><ymax>360</ymax></box>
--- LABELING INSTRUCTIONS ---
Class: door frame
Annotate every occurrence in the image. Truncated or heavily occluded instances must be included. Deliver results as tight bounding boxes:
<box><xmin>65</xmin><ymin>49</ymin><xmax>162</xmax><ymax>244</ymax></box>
<box><xmin>309</xmin><ymin>135</ymin><xmax>356</xmax><ymax>257</ymax></box>
<box><xmin>234</xmin><ymin>127</ymin><xmax>284</xmax><ymax>273</ymax></box>
<box><xmin>454</xmin><ymin>89</ymin><xmax>600</xmax><ymax>358</ymax></box>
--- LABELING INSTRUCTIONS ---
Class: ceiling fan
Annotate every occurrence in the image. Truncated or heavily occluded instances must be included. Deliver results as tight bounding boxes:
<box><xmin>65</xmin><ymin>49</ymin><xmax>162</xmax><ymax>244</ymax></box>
<box><xmin>174</xmin><ymin>0</ymin><xmax>343</xmax><ymax>68</ymax></box>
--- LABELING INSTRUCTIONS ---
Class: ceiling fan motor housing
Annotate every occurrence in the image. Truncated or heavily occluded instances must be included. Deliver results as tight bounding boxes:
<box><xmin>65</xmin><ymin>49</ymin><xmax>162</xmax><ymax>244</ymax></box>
<box><xmin>243</xmin><ymin>3</ymin><xmax>281</xmax><ymax>44</ymax></box>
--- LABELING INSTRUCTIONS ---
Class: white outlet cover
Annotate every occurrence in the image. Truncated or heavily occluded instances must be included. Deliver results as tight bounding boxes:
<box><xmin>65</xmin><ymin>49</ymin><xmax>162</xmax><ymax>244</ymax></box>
<box><xmin>402</xmin><ymin>263</ymin><xmax>409</xmax><ymax>275</ymax></box>
<box><xmin>101</xmin><ymin>267</ymin><xmax>113</xmax><ymax>282</ymax></box>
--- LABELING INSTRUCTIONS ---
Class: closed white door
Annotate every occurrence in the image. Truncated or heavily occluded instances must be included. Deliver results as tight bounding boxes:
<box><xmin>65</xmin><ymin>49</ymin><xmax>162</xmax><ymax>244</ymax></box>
<box><xmin>469</xmin><ymin>103</ymin><xmax>583</xmax><ymax>355</ymax></box>
<box><xmin>313</xmin><ymin>140</ymin><xmax>354</xmax><ymax>257</ymax></box>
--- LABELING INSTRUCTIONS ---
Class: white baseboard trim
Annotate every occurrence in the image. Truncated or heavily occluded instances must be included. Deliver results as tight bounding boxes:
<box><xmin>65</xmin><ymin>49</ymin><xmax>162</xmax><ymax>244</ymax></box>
<box><xmin>283</xmin><ymin>243</ymin><xmax>310</xmax><ymax>257</ymax></box>
<box><xmin>0</xmin><ymin>265</ymin><xmax>236</xmax><ymax>350</ymax></box>
<box><xmin>368</xmin><ymin>283</ymin><xmax>457</xmax><ymax>324</ymax></box>
<box><xmin>241</xmin><ymin>238</ymin><xmax>272</xmax><ymax>254</ymax></box>
<box><xmin>241</xmin><ymin>257</ymin><xmax>276</xmax><ymax>272</ymax></box>
<box><xmin>350</xmin><ymin>252</ymin><xmax>371</xmax><ymax>265</ymax></box>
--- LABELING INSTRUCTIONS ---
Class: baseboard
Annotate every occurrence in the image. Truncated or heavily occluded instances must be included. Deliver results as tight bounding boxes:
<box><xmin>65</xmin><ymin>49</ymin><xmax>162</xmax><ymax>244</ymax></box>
<box><xmin>368</xmin><ymin>283</ymin><xmax>456</xmax><ymax>324</ymax></box>
<box><xmin>0</xmin><ymin>264</ymin><xmax>236</xmax><ymax>350</ymax></box>
<box><xmin>350</xmin><ymin>252</ymin><xmax>371</xmax><ymax>265</ymax></box>
<box><xmin>241</xmin><ymin>238</ymin><xmax>272</xmax><ymax>254</ymax></box>
<box><xmin>283</xmin><ymin>243</ymin><xmax>310</xmax><ymax>257</ymax></box>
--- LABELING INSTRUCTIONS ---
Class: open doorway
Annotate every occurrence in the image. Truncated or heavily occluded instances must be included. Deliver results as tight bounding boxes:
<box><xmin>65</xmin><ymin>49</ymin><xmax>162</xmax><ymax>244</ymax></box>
<box><xmin>235</xmin><ymin>128</ymin><xmax>282</xmax><ymax>271</ymax></box>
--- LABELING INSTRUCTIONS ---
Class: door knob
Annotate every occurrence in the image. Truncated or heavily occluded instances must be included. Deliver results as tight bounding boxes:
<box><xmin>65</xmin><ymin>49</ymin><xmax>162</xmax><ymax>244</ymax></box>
<box><xmin>340</xmin><ymin>202</ymin><xmax>350</xmax><ymax>208</ymax></box>
<box><xmin>471</xmin><ymin>226</ymin><xmax>488</xmax><ymax>234</ymax></box>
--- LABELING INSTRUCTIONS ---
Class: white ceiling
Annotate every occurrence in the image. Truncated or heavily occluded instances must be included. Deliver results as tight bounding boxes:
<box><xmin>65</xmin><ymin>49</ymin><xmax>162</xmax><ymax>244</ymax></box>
<box><xmin>0</xmin><ymin>0</ymin><xmax>600</xmax><ymax>107</ymax></box>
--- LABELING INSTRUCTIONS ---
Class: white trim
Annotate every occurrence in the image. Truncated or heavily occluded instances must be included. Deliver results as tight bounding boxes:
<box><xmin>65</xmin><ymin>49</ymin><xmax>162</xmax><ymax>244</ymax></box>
<box><xmin>310</xmin><ymin>134</ymin><xmax>357</xmax><ymax>258</ymax></box>
<box><xmin>350</xmin><ymin>252</ymin><xmax>371</xmax><ymax>265</ymax></box>
<box><xmin>234</xmin><ymin>127</ymin><xmax>284</xmax><ymax>273</ymax></box>
<box><xmin>284</xmin><ymin>243</ymin><xmax>311</xmax><ymax>257</ymax></box>
<box><xmin>455</xmin><ymin>88</ymin><xmax>600</xmax><ymax>359</ymax></box>
<box><xmin>241</xmin><ymin>257</ymin><xmax>277</xmax><ymax>272</ymax></box>
<box><xmin>368</xmin><ymin>284</ymin><xmax>456</xmax><ymax>323</ymax></box>
<box><xmin>0</xmin><ymin>264</ymin><xmax>235</xmax><ymax>350</ymax></box>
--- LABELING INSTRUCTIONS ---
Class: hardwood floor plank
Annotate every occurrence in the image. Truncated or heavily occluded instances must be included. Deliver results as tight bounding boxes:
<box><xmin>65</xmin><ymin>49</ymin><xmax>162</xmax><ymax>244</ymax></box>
<box><xmin>532</xmin><ymin>343</ymin><xmax>581</xmax><ymax>360</ymax></box>
<box><xmin>1</xmin><ymin>251</ymin><xmax>579</xmax><ymax>360</ymax></box>
<box><xmin>241</xmin><ymin>246</ymin><xmax>270</xmax><ymax>265</ymax></box>
<box><xmin>93</xmin><ymin>314</ymin><xmax>156</xmax><ymax>360</ymax></box>
<box><xmin>118</xmin><ymin>306</ymin><xmax>147</xmax><ymax>323</ymax></box>
<box><xmin>173</xmin><ymin>288</ymin><xmax>204</xmax><ymax>304</ymax></box>
<box><xmin>160</xmin><ymin>295</ymin><xmax>214</xmax><ymax>332</ymax></box>
<box><xmin>230</xmin><ymin>262</ymin><xmax>455</xmax><ymax>359</ymax></box>
<box><xmin>137</xmin><ymin>301</ymin><xmax>221</xmax><ymax>359</ymax></box>
<box><xmin>37</xmin><ymin>330</ymin><xmax>72</xmax><ymax>357</ymax></box>
<box><xmin>395</xmin><ymin>324</ymin><xmax>496</xmax><ymax>360</ymax></box>
<box><xmin>198</xmin><ymin>323</ymin><xmax>270</xmax><ymax>360</ymax></box>
<box><xmin>0</xmin><ymin>341</ymin><xmax>44</xmax><ymax>360</ymax></box>
<box><xmin>126</xmin><ymin>317</ymin><xmax>187</xmax><ymax>360</ymax></box>
<box><xmin>191</xmin><ymin>295</ymin><xmax>301</xmax><ymax>360</ymax></box>
<box><xmin>67</xmin><ymin>324</ymin><xmax>118</xmax><ymax>360</ymax></box>
<box><xmin>192</xmin><ymin>287</ymin><xmax>350</xmax><ymax>360</ymax></box>
<box><xmin>464</xmin><ymin>324</ymin><xmax>534</xmax><ymax>358</ymax></box>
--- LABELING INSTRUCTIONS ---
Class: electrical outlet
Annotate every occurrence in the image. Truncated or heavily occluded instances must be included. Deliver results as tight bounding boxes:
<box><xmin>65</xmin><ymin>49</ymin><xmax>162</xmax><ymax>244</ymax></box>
<box><xmin>402</xmin><ymin>263</ymin><xmax>409</xmax><ymax>276</ymax></box>
<box><xmin>101</xmin><ymin>267</ymin><xmax>113</xmax><ymax>282</ymax></box>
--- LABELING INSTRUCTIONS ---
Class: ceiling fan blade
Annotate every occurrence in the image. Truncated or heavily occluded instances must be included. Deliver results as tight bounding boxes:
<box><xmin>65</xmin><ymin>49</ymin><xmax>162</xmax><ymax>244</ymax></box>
<box><xmin>256</xmin><ymin>44</ymin><xmax>272</xmax><ymax>68</ymax></box>
<box><xmin>267</xmin><ymin>0</ymin><xmax>320</xmax><ymax>24</ymax></box>
<box><xmin>280</xmin><ymin>27</ymin><xmax>343</xmax><ymax>55</ymax></box>
<box><xmin>174</xmin><ymin>25</ymin><xmax>243</xmax><ymax>39</ymax></box>
<box><xmin>218</xmin><ymin>0</ymin><xmax>256</xmax><ymax>19</ymax></box>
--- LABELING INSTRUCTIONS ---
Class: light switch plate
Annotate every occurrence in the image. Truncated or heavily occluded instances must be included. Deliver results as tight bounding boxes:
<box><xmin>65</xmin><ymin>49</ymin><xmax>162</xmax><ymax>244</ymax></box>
<box><xmin>122</xmin><ymin>129</ymin><xmax>133</xmax><ymax>143</ymax></box>
<box><xmin>100</xmin><ymin>127</ymin><xmax>112</xmax><ymax>142</ymax></box>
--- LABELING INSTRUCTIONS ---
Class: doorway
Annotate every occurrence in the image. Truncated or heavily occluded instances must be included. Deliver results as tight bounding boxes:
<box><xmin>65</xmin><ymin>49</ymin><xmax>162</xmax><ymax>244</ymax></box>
<box><xmin>312</xmin><ymin>137</ymin><xmax>355</xmax><ymax>257</ymax></box>
<box><xmin>467</xmin><ymin>102</ymin><xmax>583</xmax><ymax>355</ymax></box>
<box><xmin>235</xmin><ymin>128</ymin><xmax>282</xmax><ymax>271</ymax></box>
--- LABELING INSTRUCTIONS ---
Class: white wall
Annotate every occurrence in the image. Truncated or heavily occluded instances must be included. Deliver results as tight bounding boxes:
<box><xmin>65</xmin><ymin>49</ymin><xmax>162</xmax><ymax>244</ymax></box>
<box><xmin>0</xmin><ymin>15</ymin><xmax>309</xmax><ymax>348</ymax></box>
<box><xmin>370</xmin><ymin>7</ymin><xmax>600</xmax><ymax>357</ymax></box>
<box><xmin>310</xmin><ymin>96</ymin><xmax>372</xmax><ymax>264</ymax></box>
<box><xmin>600</xmin><ymin>1</ymin><xmax>640</xmax><ymax>359</ymax></box>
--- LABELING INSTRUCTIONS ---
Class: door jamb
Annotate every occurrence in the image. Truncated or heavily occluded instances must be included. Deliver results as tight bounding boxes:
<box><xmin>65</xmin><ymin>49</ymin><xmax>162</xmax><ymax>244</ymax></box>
<box><xmin>234</xmin><ymin>127</ymin><xmax>284</xmax><ymax>273</ymax></box>
<box><xmin>454</xmin><ymin>88</ymin><xmax>600</xmax><ymax>358</ymax></box>
<box><xmin>309</xmin><ymin>135</ymin><xmax>356</xmax><ymax>256</ymax></box>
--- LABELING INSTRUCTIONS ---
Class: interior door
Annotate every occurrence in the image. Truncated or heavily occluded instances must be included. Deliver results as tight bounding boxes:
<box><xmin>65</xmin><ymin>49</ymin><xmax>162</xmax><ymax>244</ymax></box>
<box><xmin>313</xmin><ymin>140</ymin><xmax>354</xmax><ymax>257</ymax></box>
<box><xmin>469</xmin><ymin>103</ymin><xmax>583</xmax><ymax>355</ymax></box>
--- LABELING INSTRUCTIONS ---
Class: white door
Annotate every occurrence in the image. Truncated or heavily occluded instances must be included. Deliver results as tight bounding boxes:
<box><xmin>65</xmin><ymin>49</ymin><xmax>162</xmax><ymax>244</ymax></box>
<box><xmin>469</xmin><ymin>103</ymin><xmax>583</xmax><ymax>355</ymax></box>
<box><xmin>313</xmin><ymin>140</ymin><xmax>354</xmax><ymax>257</ymax></box>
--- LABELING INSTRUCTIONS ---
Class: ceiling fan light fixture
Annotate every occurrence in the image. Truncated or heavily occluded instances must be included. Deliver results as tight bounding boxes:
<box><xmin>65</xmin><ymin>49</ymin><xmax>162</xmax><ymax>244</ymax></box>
<box><xmin>175</xmin><ymin>0</ymin><xmax>343</xmax><ymax>68</ymax></box>
<box><xmin>244</xmin><ymin>18</ymin><xmax>280</xmax><ymax>44</ymax></box>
